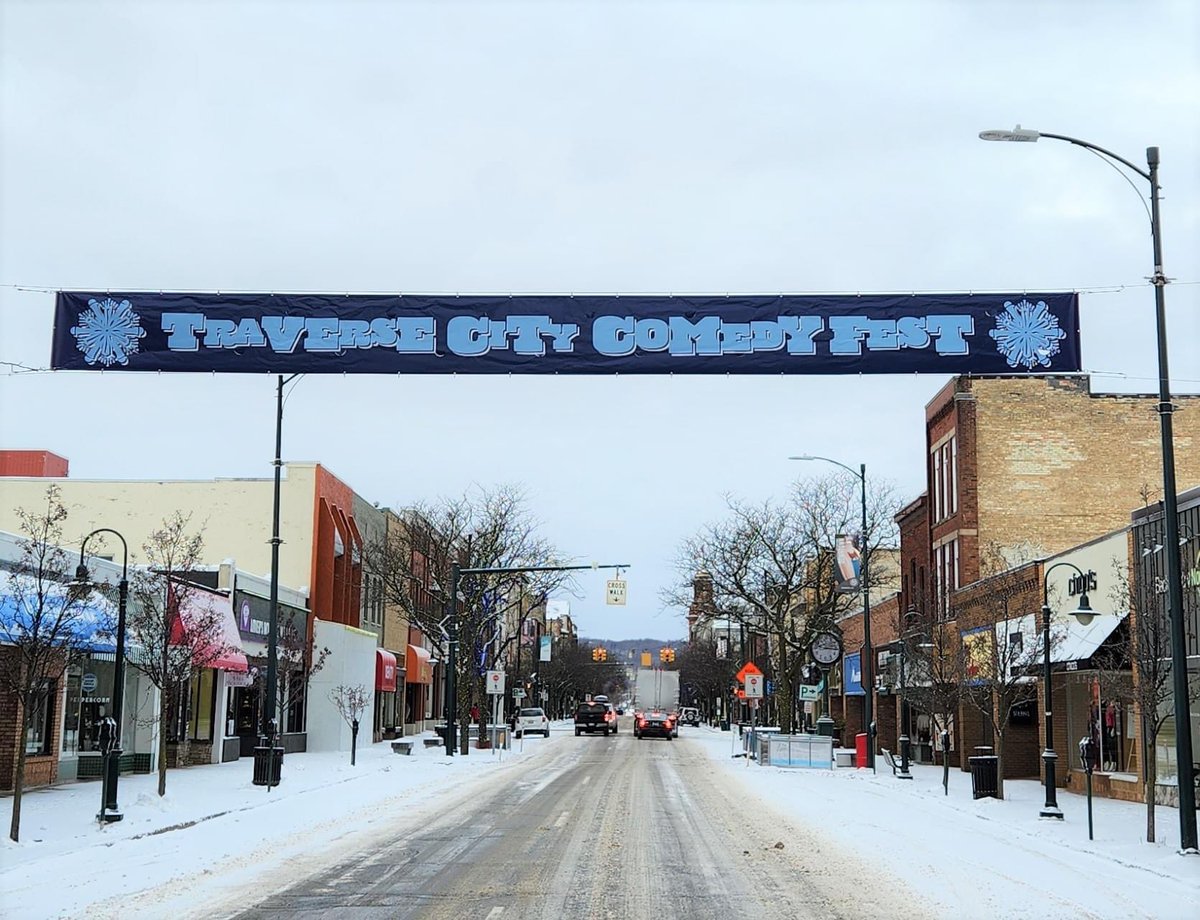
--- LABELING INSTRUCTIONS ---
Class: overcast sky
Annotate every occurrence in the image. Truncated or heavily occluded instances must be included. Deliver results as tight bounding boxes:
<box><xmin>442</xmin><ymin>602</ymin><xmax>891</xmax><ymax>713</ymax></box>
<box><xmin>2</xmin><ymin>1</ymin><xmax>1198</xmax><ymax>640</ymax></box>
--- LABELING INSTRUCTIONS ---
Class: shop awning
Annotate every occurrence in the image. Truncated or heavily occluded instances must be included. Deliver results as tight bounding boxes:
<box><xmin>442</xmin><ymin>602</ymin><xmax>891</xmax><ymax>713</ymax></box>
<box><xmin>0</xmin><ymin>572</ymin><xmax>118</xmax><ymax>653</ymax></box>
<box><xmin>376</xmin><ymin>648</ymin><xmax>398</xmax><ymax>692</ymax></box>
<box><xmin>406</xmin><ymin>644</ymin><xmax>433</xmax><ymax>684</ymax></box>
<box><xmin>1000</xmin><ymin>610</ymin><xmax>1127</xmax><ymax>671</ymax></box>
<box><xmin>171</xmin><ymin>586</ymin><xmax>249</xmax><ymax>672</ymax></box>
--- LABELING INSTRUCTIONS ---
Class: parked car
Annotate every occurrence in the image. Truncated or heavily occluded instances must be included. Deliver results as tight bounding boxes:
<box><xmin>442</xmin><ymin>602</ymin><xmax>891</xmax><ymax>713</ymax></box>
<box><xmin>679</xmin><ymin>707</ymin><xmax>701</xmax><ymax>727</ymax></box>
<box><xmin>634</xmin><ymin>710</ymin><xmax>675</xmax><ymax>740</ymax></box>
<box><xmin>515</xmin><ymin>707</ymin><xmax>550</xmax><ymax>737</ymax></box>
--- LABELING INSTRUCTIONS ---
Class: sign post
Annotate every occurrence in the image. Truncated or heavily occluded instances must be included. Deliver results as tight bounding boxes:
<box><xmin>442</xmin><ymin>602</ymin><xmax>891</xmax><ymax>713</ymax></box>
<box><xmin>486</xmin><ymin>670</ymin><xmax>505</xmax><ymax>756</ymax></box>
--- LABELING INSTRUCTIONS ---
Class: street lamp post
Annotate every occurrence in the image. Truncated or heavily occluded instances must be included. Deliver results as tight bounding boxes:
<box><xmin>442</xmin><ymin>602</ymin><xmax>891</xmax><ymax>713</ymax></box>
<box><xmin>255</xmin><ymin>373</ymin><xmax>299</xmax><ymax>789</ymax></box>
<box><xmin>72</xmin><ymin>528</ymin><xmax>129</xmax><ymax>823</ymax></box>
<box><xmin>1039</xmin><ymin>561</ymin><xmax>1096</xmax><ymax>819</ymax></box>
<box><xmin>791</xmin><ymin>455</ymin><xmax>874</xmax><ymax>770</ymax></box>
<box><xmin>981</xmin><ymin>126</ymin><xmax>1196</xmax><ymax>846</ymax></box>
<box><xmin>896</xmin><ymin>606</ymin><xmax>918</xmax><ymax>780</ymax></box>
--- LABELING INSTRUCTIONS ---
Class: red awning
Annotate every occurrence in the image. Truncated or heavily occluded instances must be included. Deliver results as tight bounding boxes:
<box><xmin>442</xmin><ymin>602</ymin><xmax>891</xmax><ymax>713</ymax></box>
<box><xmin>376</xmin><ymin>648</ymin><xmax>398</xmax><ymax>692</ymax></box>
<box><xmin>406</xmin><ymin>644</ymin><xmax>433</xmax><ymax>684</ymax></box>
<box><xmin>170</xmin><ymin>586</ymin><xmax>249</xmax><ymax>672</ymax></box>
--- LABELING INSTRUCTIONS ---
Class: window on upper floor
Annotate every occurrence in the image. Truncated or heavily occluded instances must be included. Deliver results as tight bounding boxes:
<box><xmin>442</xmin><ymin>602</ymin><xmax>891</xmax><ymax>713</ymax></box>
<box><xmin>931</xmin><ymin>434</ymin><xmax>959</xmax><ymax>522</ymax></box>
<box><xmin>934</xmin><ymin>539</ymin><xmax>959</xmax><ymax>620</ymax></box>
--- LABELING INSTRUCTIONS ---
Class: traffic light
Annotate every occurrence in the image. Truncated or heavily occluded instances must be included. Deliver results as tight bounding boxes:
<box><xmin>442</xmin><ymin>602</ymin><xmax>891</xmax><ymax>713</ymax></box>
<box><xmin>659</xmin><ymin>647</ymin><xmax>667</xmax><ymax>663</ymax></box>
<box><xmin>592</xmin><ymin>648</ymin><xmax>600</xmax><ymax>662</ymax></box>
<box><xmin>599</xmin><ymin>647</ymin><xmax>608</xmax><ymax>662</ymax></box>
<box><xmin>666</xmin><ymin>647</ymin><xmax>676</xmax><ymax>663</ymax></box>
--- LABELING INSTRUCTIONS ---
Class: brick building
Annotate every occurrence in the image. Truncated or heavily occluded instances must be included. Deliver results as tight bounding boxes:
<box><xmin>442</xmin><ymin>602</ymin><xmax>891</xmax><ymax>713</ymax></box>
<box><xmin>923</xmin><ymin>375</ymin><xmax>1200</xmax><ymax>613</ymax></box>
<box><xmin>904</xmin><ymin>374</ymin><xmax>1197</xmax><ymax>797</ymax></box>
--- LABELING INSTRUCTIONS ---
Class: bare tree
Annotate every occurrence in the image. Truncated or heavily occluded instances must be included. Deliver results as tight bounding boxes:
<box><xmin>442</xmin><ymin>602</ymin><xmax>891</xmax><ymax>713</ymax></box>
<box><xmin>669</xmin><ymin>474</ymin><xmax>898</xmax><ymax>733</ymax></box>
<box><xmin>954</xmin><ymin>553</ymin><xmax>1061</xmax><ymax>800</ymax></box>
<box><xmin>253</xmin><ymin>614</ymin><xmax>329</xmax><ymax>740</ymax></box>
<box><xmin>902</xmin><ymin>618</ymin><xmax>964</xmax><ymax>792</ymax></box>
<box><xmin>1095</xmin><ymin>555</ymin><xmax>1200</xmax><ymax>842</ymax></box>
<box><xmin>0</xmin><ymin>487</ymin><xmax>96</xmax><ymax>842</ymax></box>
<box><xmin>364</xmin><ymin>484</ymin><xmax>569</xmax><ymax>755</ymax></box>
<box><xmin>330</xmin><ymin>684</ymin><xmax>369</xmax><ymax>765</ymax></box>
<box><xmin>539</xmin><ymin>640</ymin><xmax>626</xmax><ymax>718</ymax></box>
<box><xmin>126</xmin><ymin>512</ymin><xmax>232</xmax><ymax>795</ymax></box>
<box><xmin>678</xmin><ymin>637</ymin><xmax>738</xmax><ymax>723</ymax></box>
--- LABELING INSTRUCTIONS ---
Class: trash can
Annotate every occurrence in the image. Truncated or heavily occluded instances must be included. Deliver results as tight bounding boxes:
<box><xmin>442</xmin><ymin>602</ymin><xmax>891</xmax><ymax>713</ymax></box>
<box><xmin>968</xmin><ymin>746</ymin><xmax>999</xmax><ymax>799</ymax></box>
<box><xmin>720</xmin><ymin>719</ymin><xmax>731</xmax><ymax>731</ymax></box>
<box><xmin>855</xmin><ymin>732</ymin><xmax>868</xmax><ymax>768</ymax></box>
<box><xmin>252</xmin><ymin>745</ymin><xmax>283</xmax><ymax>786</ymax></box>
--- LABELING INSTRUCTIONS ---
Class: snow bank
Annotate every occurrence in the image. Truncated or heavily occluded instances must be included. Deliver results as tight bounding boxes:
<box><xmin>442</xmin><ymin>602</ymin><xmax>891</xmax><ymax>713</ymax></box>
<box><xmin>686</xmin><ymin>726</ymin><xmax>1199</xmax><ymax>919</ymax></box>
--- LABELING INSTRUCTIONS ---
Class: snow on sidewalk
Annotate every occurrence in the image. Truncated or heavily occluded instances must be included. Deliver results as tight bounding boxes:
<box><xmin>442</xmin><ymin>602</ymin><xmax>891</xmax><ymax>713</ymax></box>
<box><xmin>1</xmin><ymin>725</ymin><xmax>571</xmax><ymax>919</ymax></box>
<box><xmin>688</xmin><ymin>726</ymin><xmax>1199</xmax><ymax>920</ymax></box>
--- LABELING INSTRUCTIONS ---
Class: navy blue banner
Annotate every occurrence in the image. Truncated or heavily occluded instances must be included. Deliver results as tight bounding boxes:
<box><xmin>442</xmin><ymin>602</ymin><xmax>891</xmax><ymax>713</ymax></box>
<box><xmin>51</xmin><ymin>291</ymin><xmax>1080</xmax><ymax>375</ymax></box>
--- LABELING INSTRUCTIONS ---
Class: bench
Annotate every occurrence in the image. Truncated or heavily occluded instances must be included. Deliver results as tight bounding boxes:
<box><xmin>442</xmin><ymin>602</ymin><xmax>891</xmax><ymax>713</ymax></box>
<box><xmin>880</xmin><ymin>748</ymin><xmax>900</xmax><ymax>774</ymax></box>
<box><xmin>834</xmin><ymin>749</ymin><xmax>855</xmax><ymax>768</ymax></box>
<box><xmin>391</xmin><ymin>741</ymin><xmax>414</xmax><ymax>755</ymax></box>
<box><xmin>423</xmin><ymin>738</ymin><xmax>443</xmax><ymax>748</ymax></box>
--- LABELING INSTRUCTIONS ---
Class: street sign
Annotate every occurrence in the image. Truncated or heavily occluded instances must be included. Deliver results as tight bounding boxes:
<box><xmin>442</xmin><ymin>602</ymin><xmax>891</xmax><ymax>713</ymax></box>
<box><xmin>486</xmin><ymin>670</ymin><xmax>505</xmax><ymax>695</ymax></box>
<box><xmin>798</xmin><ymin>682</ymin><xmax>823</xmax><ymax>701</ymax></box>
<box><xmin>744</xmin><ymin>673</ymin><xmax>764</xmax><ymax>698</ymax></box>
<box><xmin>735</xmin><ymin>661</ymin><xmax>762</xmax><ymax>683</ymax></box>
<box><xmin>513</xmin><ymin>688</ymin><xmax>526</xmax><ymax>699</ymax></box>
<box><xmin>765</xmin><ymin>679</ymin><xmax>775</xmax><ymax>696</ymax></box>
<box><xmin>641</xmin><ymin>651</ymin><xmax>652</xmax><ymax>667</ymax></box>
<box><xmin>606</xmin><ymin>578</ymin><xmax>627</xmax><ymax>606</ymax></box>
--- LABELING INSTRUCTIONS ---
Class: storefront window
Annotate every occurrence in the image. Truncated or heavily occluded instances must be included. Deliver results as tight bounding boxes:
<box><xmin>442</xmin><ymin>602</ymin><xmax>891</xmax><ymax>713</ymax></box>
<box><xmin>25</xmin><ymin>678</ymin><xmax>55</xmax><ymax>755</ymax></box>
<box><xmin>285</xmin><ymin>669</ymin><xmax>305</xmax><ymax>734</ymax></box>
<box><xmin>75</xmin><ymin>657</ymin><xmax>117</xmax><ymax>753</ymax></box>
<box><xmin>189</xmin><ymin>669</ymin><xmax>216</xmax><ymax>742</ymax></box>
<box><xmin>1065</xmin><ymin>675</ymin><xmax>1128</xmax><ymax>773</ymax></box>
<box><xmin>62</xmin><ymin>664</ymin><xmax>82</xmax><ymax>755</ymax></box>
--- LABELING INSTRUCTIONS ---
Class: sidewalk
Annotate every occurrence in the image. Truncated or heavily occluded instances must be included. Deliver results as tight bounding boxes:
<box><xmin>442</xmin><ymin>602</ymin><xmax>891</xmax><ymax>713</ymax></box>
<box><xmin>688</xmin><ymin>726</ymin><xmax>1199</xmax><ymax>919</ymax></box>
<box><xmin>1</xmin><ymin>723</ymin><xmax>571</xmax><ymax>919</ymax></box>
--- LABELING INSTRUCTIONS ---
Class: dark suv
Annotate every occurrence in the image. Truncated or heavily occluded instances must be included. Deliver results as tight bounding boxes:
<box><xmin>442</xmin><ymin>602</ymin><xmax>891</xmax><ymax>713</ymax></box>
<box><xmin>574</xmin><ymin>700</ymin><xmax>615</xmax><ymax>736</ymax></box>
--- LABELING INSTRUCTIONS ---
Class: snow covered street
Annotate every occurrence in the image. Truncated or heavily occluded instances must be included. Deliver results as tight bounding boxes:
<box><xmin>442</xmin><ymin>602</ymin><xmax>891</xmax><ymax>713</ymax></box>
<box><xmin>1</xmin><ymin>726</ymin><xmax>573</xmax><ymax>919</ymax></box>
<box><xmin>2</xmin><ymin>721</ymin><xmax>1198</xmax><ymax>919</ymax></box>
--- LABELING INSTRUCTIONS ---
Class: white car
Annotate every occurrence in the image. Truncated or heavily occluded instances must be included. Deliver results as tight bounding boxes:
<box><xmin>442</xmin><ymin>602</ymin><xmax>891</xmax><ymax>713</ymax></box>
<box><xmin>515</xmin><ymin>707</ymin><xmax>550</xmax><ymax>738</ymax></box>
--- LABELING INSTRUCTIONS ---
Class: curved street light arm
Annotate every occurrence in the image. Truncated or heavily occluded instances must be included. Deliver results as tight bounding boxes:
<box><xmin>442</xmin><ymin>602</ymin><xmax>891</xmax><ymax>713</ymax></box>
<box><xmin>78</xmin><ymin>527</ymin><xmax>129</xmax><ymax>574</ymax></box>
<box><xmin>1035</xmin><ymin>132</ymin><xmax>1151</xmax><ymax>182</ymax></box>
<box><xmin>788</xmin><ymin>455</ymin><xmax>861</xmax><ymax>481</ymax></box>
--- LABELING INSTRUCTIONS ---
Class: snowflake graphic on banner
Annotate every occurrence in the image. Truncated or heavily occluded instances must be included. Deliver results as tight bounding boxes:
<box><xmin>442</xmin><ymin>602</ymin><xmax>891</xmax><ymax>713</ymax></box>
<box><xmin>989</xmin><ymin>299</ymin><xmax>1066</xmax><ymax>369</ymax></box>
<box><xmin>70</xmin><ymin>297</ymin><xmax>146</xmax><ymax>366</ymax></box>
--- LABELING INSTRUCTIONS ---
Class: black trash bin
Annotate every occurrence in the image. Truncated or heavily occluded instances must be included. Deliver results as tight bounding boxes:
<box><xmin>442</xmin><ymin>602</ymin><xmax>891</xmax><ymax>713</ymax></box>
<box><xmin>252</xmin><ymin>745</ymin><xmax>284</xmax><ymax>786</ymax></box>
<box><xmin>968</xmin><ymin>746</ymin><xmax>998</xmax><ymax>799</ymax></box>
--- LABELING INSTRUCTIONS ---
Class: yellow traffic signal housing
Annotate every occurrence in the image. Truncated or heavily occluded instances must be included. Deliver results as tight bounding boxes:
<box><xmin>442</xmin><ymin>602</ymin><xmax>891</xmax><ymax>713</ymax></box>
<box><xmin>591</xmin><ymin>648</ymin><xmax>600</xmax><ymax>662</ymax></box>
<box><xmin>659</xmin><ymin>647</ymin><xmax>667</xmax><ymax>662</ymax></box>
<box><xmin>600</xmin><ymin>647</ymin><xmax>608</xmax><ymax>662</ymax></box>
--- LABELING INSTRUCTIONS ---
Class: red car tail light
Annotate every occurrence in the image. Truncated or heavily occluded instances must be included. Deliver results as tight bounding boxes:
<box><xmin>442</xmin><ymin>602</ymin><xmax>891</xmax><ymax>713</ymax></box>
<box><xmin>638</xmin><ymin>719</ymin><xmax>648</xmax><ymax>728</ymax></box>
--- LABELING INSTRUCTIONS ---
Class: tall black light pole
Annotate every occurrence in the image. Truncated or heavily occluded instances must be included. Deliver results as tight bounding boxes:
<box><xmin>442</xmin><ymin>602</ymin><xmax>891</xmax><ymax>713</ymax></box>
<box><xmin>1039</xmin><ymin>561</ymin><xmax>1097</xmax><ymax>819</ymax></box>
<box><xmin>444</xmin><ymin>561</ymin><xmax>460</xmax><ymax>756</ymax></box>
<box><xmin>981</xmin><ymin>126</ymin><xmax>1195</xmax><ymax>847</ymax></box>
<box><xmin>444</xmin><ymin>561</ymin><xmax>628</xmax><ymax>757</ymax></box>
<box><xmin>897</xmin><ymin>606</ymin><xmax>916</xmax><ymax>780</ymax></box>
<box><xmin>791</xmin><ymin>455</ymin><xmax>874</xmax><ymax>770</ymax></box>
<box><xmin>258</xmin><ymin>373</ymin><xmax>299</xmax><ymax>788</ymax></box>
<box><xmin>73</xmin><ymin>528</ymin><xmax>128</xmax><ymax>822</ymax></box>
